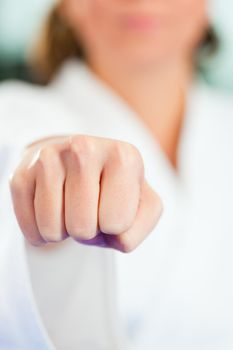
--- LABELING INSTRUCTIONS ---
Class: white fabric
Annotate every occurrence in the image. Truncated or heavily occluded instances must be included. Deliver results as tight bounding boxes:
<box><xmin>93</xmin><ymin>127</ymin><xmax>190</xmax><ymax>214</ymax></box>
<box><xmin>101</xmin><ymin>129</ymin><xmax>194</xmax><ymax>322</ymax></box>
<box><xmin>1</xmin><ymin>60</ymin><xmax>233</xmax><ymax>349</ymax></box>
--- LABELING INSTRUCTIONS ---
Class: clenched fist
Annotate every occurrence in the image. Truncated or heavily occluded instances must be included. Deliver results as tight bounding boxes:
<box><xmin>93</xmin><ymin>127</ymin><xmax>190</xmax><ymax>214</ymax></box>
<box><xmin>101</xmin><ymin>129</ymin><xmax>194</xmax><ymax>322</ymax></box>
<box><xmin>9</xmin><ymin>134</ymin><xmax>163</xmax><ymax>253</ymax></box>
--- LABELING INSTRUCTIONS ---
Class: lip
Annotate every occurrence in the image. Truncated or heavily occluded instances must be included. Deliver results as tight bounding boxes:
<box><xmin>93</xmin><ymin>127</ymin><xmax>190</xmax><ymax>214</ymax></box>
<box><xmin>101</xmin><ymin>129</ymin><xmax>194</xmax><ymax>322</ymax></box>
<box><xmin>120</xmin><ymin>14</ymin><xmax>161</xmax><ymax>31</ymax></box>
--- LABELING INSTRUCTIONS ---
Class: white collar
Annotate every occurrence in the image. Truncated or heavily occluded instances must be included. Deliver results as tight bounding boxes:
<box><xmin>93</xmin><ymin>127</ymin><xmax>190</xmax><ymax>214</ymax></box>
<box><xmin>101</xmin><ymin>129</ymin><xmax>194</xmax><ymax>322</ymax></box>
<box><xmin>50</xmin><ymin>59</ymin><xmax>208</xmax><ymax>194</ymax></box>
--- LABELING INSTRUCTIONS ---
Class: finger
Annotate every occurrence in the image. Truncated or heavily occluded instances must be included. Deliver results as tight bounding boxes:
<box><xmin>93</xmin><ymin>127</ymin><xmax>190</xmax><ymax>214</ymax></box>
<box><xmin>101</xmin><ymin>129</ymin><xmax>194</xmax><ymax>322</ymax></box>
<box><xmin>63</xmin><ymin>146</ymin><xmax>101</xmax><ymax>241</ymax></box>
<box><xmin>9</xmin><ymin>168</ymin><xmax>46</xmax><ymax>246</ymax></box>
<box><xmin>34</xmin><ymin>147</ymin><xmax>68</xmax><ymax>243</ymax></box>
<box><xmin>98</xmin><ymin>150</ymin><xmax>142</xmax><ymax>235</ymax></box>
<box><xmin>104</xmin><ymin>180</ymin><xmax>163</xmax><ymax>253</ymax></box>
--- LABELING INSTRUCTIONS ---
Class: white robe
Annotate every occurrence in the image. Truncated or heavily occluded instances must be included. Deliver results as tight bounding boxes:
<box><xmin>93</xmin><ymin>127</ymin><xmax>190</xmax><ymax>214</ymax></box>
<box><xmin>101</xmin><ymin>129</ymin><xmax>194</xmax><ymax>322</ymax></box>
<box><xmin>1</xmin><ymin>59</ymin><xmax>233</xmax><ymax>349</ymax></box>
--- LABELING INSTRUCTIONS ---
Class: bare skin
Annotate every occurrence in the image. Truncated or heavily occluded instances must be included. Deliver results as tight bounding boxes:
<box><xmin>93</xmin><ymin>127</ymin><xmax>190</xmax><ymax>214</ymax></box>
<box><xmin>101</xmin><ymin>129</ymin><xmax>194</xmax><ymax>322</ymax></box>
<box><xmin>9</xmin><ymin>135</ymin><xmax>163</xmax><ymax>252</ymax></box>
<box><xmin>9</xmin><ymin>0</ymin><xmax>208</xmax><ymax>251</ymax></box>
<box><xmin>59</xmin><ymin>0</ymin><xmax>207</xmax><ymax>169</ymax></box>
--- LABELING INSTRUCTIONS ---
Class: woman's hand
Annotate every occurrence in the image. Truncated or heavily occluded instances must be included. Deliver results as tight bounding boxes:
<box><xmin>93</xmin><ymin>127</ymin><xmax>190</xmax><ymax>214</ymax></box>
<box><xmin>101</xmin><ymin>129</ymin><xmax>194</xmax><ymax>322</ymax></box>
<box><xmin>9</xmin><ymin>134</ymin><xmax>163</xmax><ymax>253</ymax></box>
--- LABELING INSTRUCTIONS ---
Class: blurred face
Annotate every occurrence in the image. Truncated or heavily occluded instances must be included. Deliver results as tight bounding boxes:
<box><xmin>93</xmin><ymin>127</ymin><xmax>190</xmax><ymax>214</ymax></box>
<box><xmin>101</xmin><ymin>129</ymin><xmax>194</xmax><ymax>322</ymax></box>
<box><xmin>60</xmin><ymin>0</ymin><xmax>208</xmax><ymax>68</ymax></box>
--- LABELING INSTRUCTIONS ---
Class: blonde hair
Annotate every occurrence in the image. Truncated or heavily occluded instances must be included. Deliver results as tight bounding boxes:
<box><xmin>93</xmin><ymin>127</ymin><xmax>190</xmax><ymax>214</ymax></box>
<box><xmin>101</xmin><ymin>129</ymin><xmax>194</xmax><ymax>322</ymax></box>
<box><xmin>32</xmin><ymin>4</ymin><xmax>218</xmax><ymax>85</ymax></box>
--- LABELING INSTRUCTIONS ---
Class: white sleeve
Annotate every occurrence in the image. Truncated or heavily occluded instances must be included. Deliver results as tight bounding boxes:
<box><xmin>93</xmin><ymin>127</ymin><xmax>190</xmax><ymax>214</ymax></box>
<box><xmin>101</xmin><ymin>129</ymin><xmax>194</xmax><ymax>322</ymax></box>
<box><xmin>0</xmin><ymin>83</ymin><xmax>126</xmax><ymax>349</ymax></box>
<box><xmin>0</xmin><ymin>142</ymin><xmax>26</xmax><ymax>187</ymax></box>
<box><xmin>0</xmin><ymin>144</ymin><xmax>123</xmax><ymax>350</ymax></box>
<box><xmin>0</xmin><ymin>142</ymin><xmax>59</xmax><ymax>349</ymax></box>
<box><xmin>0</xmin><ymin>81</ymin><xmax>31</xmax><ymax>145</ymax></box>
<box><xmin>0</xmin><ymin>80</ymin><xmax>82</xmax><ymax>146</ymax></box>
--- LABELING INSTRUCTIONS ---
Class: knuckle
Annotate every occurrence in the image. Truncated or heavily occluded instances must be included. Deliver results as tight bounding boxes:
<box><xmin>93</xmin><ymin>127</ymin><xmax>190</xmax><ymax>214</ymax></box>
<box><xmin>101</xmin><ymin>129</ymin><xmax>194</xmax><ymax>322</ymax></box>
<box><xmin>69</xmin><ymin>135</ymin><xmax>95</xmax><ymax>155</ymax></box>
<box><xmin>111</xmin><ymin>142</ymin><xmax>143</xmax><ymax>169</ymax></box>
<box><xmin>9</xmin><ymin>170</ymin><xmax>28</xmax><ymax>194</ymax></box>
<box><xmin>126</xmin><ymin>143</ymin><xmax>144</xmax><ymax>166</ymax></box>
<box><xmin>37</xmin><ymin>146</ymin><xmax>58</xmax><ymax>170</ymax></box>
<box><xmin>36</xmin><ymin>146</ymin><xmax>63</xmax><ymax>179</ymax></box>
<box><xmin>68</xmin><ymin>135</ymin><xmax>96</xmax><ymax>167</ymax></box>
<box><xmin>110</xmin><ymin>142</ymin><xmax>129</xmax><ymax>165</ymax></box>
<box><xmin>39</xmin><ymin>145</ymin><xmax>57</xmax><ymax>162</ymax></box>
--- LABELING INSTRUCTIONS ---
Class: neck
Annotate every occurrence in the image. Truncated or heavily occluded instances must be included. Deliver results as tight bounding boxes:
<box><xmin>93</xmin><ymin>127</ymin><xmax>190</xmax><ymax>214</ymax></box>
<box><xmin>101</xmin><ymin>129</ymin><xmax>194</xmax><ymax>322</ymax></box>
<box><xmin>88</xmin><ymin>56</ymin><xmax>194</xmax><ymax>170</ymax></box>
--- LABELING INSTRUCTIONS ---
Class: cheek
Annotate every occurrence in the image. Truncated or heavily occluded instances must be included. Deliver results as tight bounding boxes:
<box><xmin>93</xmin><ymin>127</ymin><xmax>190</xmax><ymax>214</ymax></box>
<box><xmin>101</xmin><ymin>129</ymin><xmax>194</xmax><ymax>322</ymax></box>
<box><xmin>69</xmin><ymin>0</ymin><xmax>209</xmax><ymax>62</ymax></box>
<box><xmin>75</xmin><ymin>0</ymin><xmax>115</xmax><ymax>49</ymax></box>
<box><xmin>79</xmin><ymin>0</ymin><xmax>112</xmax><ymax>32</ymax></box>
<box><xmin>168</xmin><ymin>0</ymin><xmax>208</xmax><ymax>49</ymax></box>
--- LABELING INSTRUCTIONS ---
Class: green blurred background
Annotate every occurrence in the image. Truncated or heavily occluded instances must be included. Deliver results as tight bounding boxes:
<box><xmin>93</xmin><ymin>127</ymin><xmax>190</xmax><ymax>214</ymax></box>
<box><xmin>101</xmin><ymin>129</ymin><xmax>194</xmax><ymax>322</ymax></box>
<box><xmin>0</xmin><ymin>0</ymin><xmax>54</xmax><ymax>81</ymax></box>
<box><xmin>0</xmin><ymin>0</ymin><xmax>233</xmax><ymax>91</ymax></box>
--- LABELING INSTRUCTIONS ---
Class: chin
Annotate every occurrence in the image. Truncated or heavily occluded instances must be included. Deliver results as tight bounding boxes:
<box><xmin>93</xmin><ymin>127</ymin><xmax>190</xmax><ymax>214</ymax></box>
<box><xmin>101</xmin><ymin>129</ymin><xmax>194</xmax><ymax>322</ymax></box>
<box><xmin>118</xmin><ymin>46</ymin><xmax>174</xmax><ymax>69</ymax></box>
